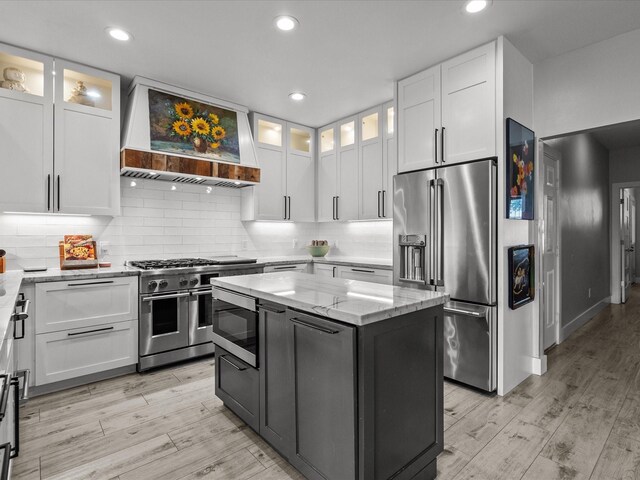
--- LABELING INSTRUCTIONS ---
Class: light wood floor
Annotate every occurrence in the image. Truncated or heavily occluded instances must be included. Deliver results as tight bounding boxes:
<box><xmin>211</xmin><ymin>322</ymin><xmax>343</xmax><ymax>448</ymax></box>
<box><xmin>12</xmin><ymin>286</ymin><xmax>640</xmax><ymax>479</ymax></box>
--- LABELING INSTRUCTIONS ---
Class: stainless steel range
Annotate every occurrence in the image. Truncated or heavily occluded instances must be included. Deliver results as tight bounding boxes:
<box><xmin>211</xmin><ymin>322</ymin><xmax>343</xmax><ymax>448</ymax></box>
<box><xmin>128</xmin><ymin>256</ymin><xmax>263</xmax><ymax>371</ymax></box>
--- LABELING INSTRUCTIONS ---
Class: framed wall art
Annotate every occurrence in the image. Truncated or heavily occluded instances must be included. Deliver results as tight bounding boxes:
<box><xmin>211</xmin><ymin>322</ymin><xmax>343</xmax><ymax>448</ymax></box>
<box><xmin>506</xmin><ymin>118</ymin><xmax>535</xmax><ymax>220</ymax></box>
<box><xmin>508</xmin><ymin>244</ymin><xmax>535</xmax><ymax>309</ymax></box>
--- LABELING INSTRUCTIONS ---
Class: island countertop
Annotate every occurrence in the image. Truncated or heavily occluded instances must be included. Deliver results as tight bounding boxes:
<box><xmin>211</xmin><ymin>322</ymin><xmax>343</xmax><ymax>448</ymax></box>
<box><xmin>211</xmin><ymin>272</ymin><xmax>448</xmax><ymax>326</ymax></box>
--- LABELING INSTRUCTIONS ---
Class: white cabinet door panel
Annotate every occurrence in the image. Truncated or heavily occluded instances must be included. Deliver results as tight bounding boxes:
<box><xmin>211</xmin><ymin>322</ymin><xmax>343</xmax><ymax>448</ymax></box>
<box><xmin>313</xmin><ymin>263</ymin><xmax>336</xmax><ymax>278</ymax></box>
<box><xmin>35</xmin><ymin>277</ymin><xmax>138</xmax><ymax>334</ymax></box>
<box><xmin>36</xmin><ymin>320</ymin><xmax>138</xmax><ymax>385</ymax></box>
<box><xmin>336</xmin><ymin>266</ymin><xmax>392</xmax><ymax>285</ymax></box>
<box><xmin>317</xmin><ymin>152</ymin><xmax>337</xmax><ymax>222</ymax></box>
<box><xmin>255</xmin><ymin>146</ymin><xmax>286</xmax><ymax>220</ymax></box>
<box><xmin>360</xmin><ymin>141</ymin><xmax>384</xmax><ymax>219</ymax></box>
<box><xmin>337</xmin><ymin>148</ymin><xmax>359</xmax><ymax>221</ymax></box>
<box><xmin>287</xmin><ymin>151</ymin><xmax>315</xmax><ymax>222</ymax></box>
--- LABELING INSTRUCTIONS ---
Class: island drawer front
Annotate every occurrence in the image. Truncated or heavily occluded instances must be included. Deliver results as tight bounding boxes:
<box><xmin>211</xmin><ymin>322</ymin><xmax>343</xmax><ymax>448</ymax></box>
<box><xmin>263</xmin><ymin>263</ymin><xmax>309</xmax><ymax>273</ymax></box>
<box><xmin>215</xmin><ymin>346</ymin><xmax>259</xmax><ymax>431</ymax></box>
<box><xmin>35</xmin><ymin>276</ymin><xmax>138</xmax><ymax>334</ymax></box>
<box><xmin>35</xmin><ymin>320</ymin><xmax>138</xmax><ymax>385</ymax></box>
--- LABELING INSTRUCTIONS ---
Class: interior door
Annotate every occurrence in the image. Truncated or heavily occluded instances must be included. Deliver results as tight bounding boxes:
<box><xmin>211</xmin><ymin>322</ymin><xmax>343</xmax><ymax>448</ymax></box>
<box><xmin>542</xmin><ymin>146</ymin><xmax>559</xmax><ymax>349</ymax></box>
<box><xmin>621</xmin><ymin>189</ymin><xmax>632</xmax><ymax>303</ymax></box>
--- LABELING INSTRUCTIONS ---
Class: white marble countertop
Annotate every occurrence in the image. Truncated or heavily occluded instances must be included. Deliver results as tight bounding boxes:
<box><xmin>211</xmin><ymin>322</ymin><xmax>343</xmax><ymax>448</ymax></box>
<box><xmin>0</xmin><ymin>271</ymin><xmax>23</xmax><ymax>345</ymax></box>
<box><xmin>18</xmin><ymin>266</ymin><xmax>140</xmax><ymax>284</ymax></box>
<box><xmin>257</xmin><ymin>255</ymin><xmax>392</xmax><ymax>270</ymax></box>
<box><xmin>211</xmin><ymin>272</ymin><xmax>447</xmax><ymax>326</ymax></box>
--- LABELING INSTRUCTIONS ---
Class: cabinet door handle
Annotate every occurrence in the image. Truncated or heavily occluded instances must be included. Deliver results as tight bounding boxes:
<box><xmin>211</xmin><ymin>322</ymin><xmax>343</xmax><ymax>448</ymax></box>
<box><xmin>332</xmin><ymin>266</ymin><xmax>336</xmax><ymax>277</ymax></box>
<box><xmin>0</xmin><ymin>442</ymin><xmax>9</xmax><ymax>476</ymax></box>
<box><xmin>434</xmin><ymin>128</ymin><xmax>439</xmax><ymax>164</ymax></box>
<box><xmin>57</xmin><ymin>175</ymin><xmax>60</xmax><ymax>211</ymax></box>
<box><xmin>67</xmin><ymin>280</ymin><xmax>115</xmax><ymax>287</ymax></box>
<box><xmin>219</xmin><ymin>355</ymin><xmax>247</xmax><ymax>371</ymax></box>
<box><xmin>259</xmin><ymin>305</ymin><xmax>286</xmax><ymax>314</ymax></box>
<box><xmin>291</xmin><ymin>318</ymin><xmax>339</xmax><ymax>334</ymax></box>
<box><xmin>67</xmin><ymin>326</ymin><xmax>114</xmax><ymax>337</ymax></box>
<box><xmin>10</xmin><ymin>376</ymin><xmax>19</xmax><ymax>457</ymax></box>
<box><xmin>15</xmin><ymin>369</ymin><xmax>29</xmax><ymax>401</ymax></box>
<box><xmin>336</xmin><ymin>196</ymin><xmax>339</xmax><ymax>220</ymax></box>
<box><xmin>0</xmin><ymin>375</ymin><xmax>9</xmax><ymax>421</ymax></box>
<box><xmin>47</xmin><ymin>174</ymin><xmax>51</xmax><ymax>211</ymax></box>
<box><xmin>441</xmin><ymin>127</ymin><xmax>446</xmax><ymax>163</ymax></box>
<box><xmin>287</xmin><ymin>196</ymin><xmax>291</xmax><ymax>220</ymax></box>
<box><xmin>377</xmin><ymin>191</ymin><xmax>381</xmax><ymax>218</ymax></box>
<box><xmin>351</xmin><ymin>268</ymin><xmax>375</xmax><ymax>273</ymax></box>
<box><xmin>283</xmin><ymin>195</ymin><xmax>287</xmax><ymax>220</ymax></box>
<box><xmin>12</xmin><ymin>298</ymin><xmax>29</xmax><ymax>340</ymax></box>
<box><xmin>333</xmin><ymin>196</ymin><xmax>337</xmax><ymax>220</ymax></box>
<box><xmin>382</xmin><ymin>190</ymin><xmax>386</xmax><ymax>218</ymax></box>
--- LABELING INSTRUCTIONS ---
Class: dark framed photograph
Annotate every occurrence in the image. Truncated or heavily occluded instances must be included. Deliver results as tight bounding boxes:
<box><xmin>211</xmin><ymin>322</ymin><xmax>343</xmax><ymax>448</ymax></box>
<box><xmin>506</xmin><ymin>118</ymin><xmax>535</xmax><ymax>220</ymax></box>
<box><xmin>508</xmin><ymin>245</ymin><xmax>535</xmax><ymax>309</ymax></box>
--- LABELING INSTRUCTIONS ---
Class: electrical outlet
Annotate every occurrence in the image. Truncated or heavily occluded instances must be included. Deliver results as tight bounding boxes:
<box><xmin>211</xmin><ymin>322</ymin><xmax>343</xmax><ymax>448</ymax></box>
<box><xmin>241</xmin><ymin>239</ymin><xmax>248</xmax><ymax>250</ymax></box>
<box><xmin>292</xmin><ymin>239</ymin><xmax>298</xmax><ymax>248</ymax></box>
<box><xmin>588</xmin><ymin>288</ymin><xmax>591</xmax><ymax>298</ymax></box>
<box><xmin>99</xmin><ymin>241</ymin><xmax>111</xmax><ymax>255</ymax></box>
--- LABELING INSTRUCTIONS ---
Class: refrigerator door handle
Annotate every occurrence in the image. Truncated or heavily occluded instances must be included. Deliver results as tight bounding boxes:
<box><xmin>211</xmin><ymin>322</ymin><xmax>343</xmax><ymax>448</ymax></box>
<box><xmin>443</xmin><ymin>306</ymin><xmax>484</xmax><ymax>317</ymax></box>
<box><xmin>435</xmin><ymin>178</ymin><xmax>444</xmax><ymax>286</ymax></box>
<box><xmin>434</xmin><ymin>128</ymin><xmax>439</xmax><ymax>164</ymax></box>
<box><xmin>429</xmin><ymin>179</ymin><xmax>436</xmax><ymax>285</ymax></box>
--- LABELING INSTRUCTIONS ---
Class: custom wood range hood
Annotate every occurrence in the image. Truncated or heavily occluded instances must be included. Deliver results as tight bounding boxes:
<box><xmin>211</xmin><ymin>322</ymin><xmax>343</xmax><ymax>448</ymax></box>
<box><xmin>121</xmin><ymin>77</ymin><xmax>260</xmax><ymax>188</ymax></box>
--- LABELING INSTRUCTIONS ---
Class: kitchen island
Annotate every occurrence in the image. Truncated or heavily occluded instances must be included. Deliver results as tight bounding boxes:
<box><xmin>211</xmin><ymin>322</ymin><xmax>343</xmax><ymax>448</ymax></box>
<box><xmin>210</xmin><ymin>272</ymin><xmax>447</xmax><ymax>480</ymax></box>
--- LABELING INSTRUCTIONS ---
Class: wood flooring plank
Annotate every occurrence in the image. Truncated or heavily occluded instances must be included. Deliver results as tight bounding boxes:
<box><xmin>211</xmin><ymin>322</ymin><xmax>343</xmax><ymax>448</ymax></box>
<box><xmin>580</xmin><ymin>369</ymin><xmax>631</xmax><ymax>413</ymax></box>
<box><xmin>119</xmin><ymin>426</ymin><xmax>254</xmax><ymax>480</ymax></box>
<box><xmin>504</xmin><ymin>372</ymin><xmax>551</xmax><ymax>408</ymax></box>
<box><xmin>437</xmin><ymin>445</ymin><xmax>472</xmax><ymax>480</ymax></box>
<box><xmin>38</xmin><ymin>390</ymin><xmax>148</xmax><ymax>424</ymax></box>
<box><xmin>539</xmin><ymin>403</ymin><xmax>617</xmax><ymax>478</ymax></box>
<box><xmin>445</xmin><ymin>396</ymin><xmax>522</xmax><ymax>457</ymax></box>
<box><xmin>99</xmin><ymin>386</ymin><xmax>215</xmax><ymax>434</ymax></box>
<box><xmin>453</xmin><ymin>420</ymin><xmax>550</xmax><ymax>480</ymax></box>
<box><xmin>444</xmin><ymin>412</ymin><xmax>458</xmax><ymax>431</ymax></box>
<box><xmin>40</xmin><ymin>404</ymin><xmax>212</xmax><ymax>478</ymax></box>
<box><xmin>521</xmin><ymin>452</ymin><xmax>588</xmax><ymax>480</ymax></box>
<box><xmin>142</xmin><ymin>377</ymin><xmax>213</xmax><ymax>404</ymax></box>
<box><xmin>11</xmin><ymin>456</ymin><xmax>41</xmax><ymax>480</ymax></box>
<box><xmin>21</xmin><ymin>420</ymin><xmax>104</xmax><ymax>458</ymax></box>
<box><xmin>590</xmin><ymin>434</ymin><xmax>640</xmax><ymax>480</ymax></box>
<box><xmin>246</xmin><ymin>462</ymin><xmax>305</xmax><ymax>480</ymax></box>
<box><xmin>87</xmin><ymin>370</ymin><xmax>182</xmax><ymax>398</ymax></box>
<box><xmin>45</xmin><ymin>434</ymin><xmax>177</xmax><ymax>480</ymax></box>
<box><xmin>515</xmin><ymin>379</ymin><xmax>584</xmax><ymax>433</ymax></box>
<box><xmin>611</xmin><ymin>392</ymin><xmax>640</xmax><ymax>443</ymax></box>
<box><xmin>28</xmin><ymin>385</ymin><xmax>91</xmax><ymax>411</ymax></box>
<box><xmin>444</xmin><ymin>387</ymin><xmax>489</xmax><ymax>419</ymax></box>
<box><xmin>171</xmin><ymin>358</ymin><xmax>215</xmax><ymax>382</ymax></box>
<box><xmin>175</xmin><ymin>447</ymin><xmax>265</xmax><ymax>480</ymax></box>
<box><xmin>168</xmin><ymin>407</ymin><xmax>246</xmax><ymax>450</ymax></box>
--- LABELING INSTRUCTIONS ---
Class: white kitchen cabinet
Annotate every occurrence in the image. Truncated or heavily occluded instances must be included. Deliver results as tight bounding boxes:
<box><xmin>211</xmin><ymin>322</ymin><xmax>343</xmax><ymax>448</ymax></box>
<box><xmin>397</xmin><ymin>64</ymin><xmax>440</xmax><ymax>173</ymax></box>
<box><xmin>336</xmin><ymin>266</ymin><xmax>393</xmax><ymax>285</ymax></box>
<box><xmin>359</xmin><ymin>106</ymin><xmax>385</xmax><ymax>220</ymax></box>
<box><xmin>397</xmin><ymin>41</ymin><xmax>496</xmax><ymax>172</ymax></box>
<box><xmin>441</xmin><ymin>42</ymin><xmax>496</xmax><ymax>164</ymax></box>
<box><xmin>0</xmin><ymin>43</ymin><xmax>120</xmax><ymax>215</ymax></box>
<box><xmin>54</xmin><ymin>60</ymin><xmax>121</xmax><ymax>215</ymax></box>
<box><xmin>383</xmin><ymin>101</ymin><xmax>396</xmax><ymax>218</ymax></box>
<box><xmin>0</xmin><ymin>44</ymin><xmax>53</xmax><ymax>213</ymax></box>
<box><xmin>337</xmin><ymin>116</ymin><xmax>359</xmax><ymax>221</ymax></box>
<box><xmin>35</xmin><ymin>277</ymin><xmax>138</xmax><ymax>334</ymax></box>
<box><xmin>244</xmin><ymin>114</ymin><xmax>315</xmax><ymax>222</ymax></box>
<box><xmin>317</xmin><ymin>124</ymin><xmax>337</xmax><ymax>222</ymax></box>
<box><xmin>35</xmin><ymin>320</ymin><xmax>137</xmax><ymax>385</ymax></box>
<box><xmin>16</xmin><ymin>285</ymin><xmax>36</xmax><ymax>388</ymax></box>
<box><xmin>263</xmin><ymin>263</ymin><xmax>309</xmax><ymax>273</ymax></box>
<box><xmin>313</xmin><ymin>263</ymin><xmax>337</xmax><ymax>278</ymax></box>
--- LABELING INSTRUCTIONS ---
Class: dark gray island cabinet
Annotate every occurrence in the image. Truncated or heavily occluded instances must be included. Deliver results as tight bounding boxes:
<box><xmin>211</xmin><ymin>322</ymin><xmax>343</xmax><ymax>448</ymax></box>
<box><xmin>211</xmin><ymin>272</ymin><xmax>447</xmax><ymax>480</ymax></box>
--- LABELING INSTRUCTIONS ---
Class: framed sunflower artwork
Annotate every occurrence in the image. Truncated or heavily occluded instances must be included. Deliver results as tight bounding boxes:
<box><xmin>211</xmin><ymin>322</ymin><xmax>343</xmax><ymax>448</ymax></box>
<box><xmin>148</xmin><ymin>89</ymin><xmax>241</xmax><ymax>163</ymax></box>
<box><xmin>506</xmin><ymin>118</ymin><xmax>535</xmax><ymax>220</ymax></box>
<box><xmin>508</xmin><ymin>244</ymin><xmax>535</xmax><ymax>310</ymax></box>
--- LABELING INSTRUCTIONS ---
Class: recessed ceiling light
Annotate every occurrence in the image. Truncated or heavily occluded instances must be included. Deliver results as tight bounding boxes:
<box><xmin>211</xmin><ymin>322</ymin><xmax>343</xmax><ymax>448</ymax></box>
<box><xmin>289</xmin><ymin>92</ymin><xmax>306</xmax><ymax>101</ymax></box>
<box><xmin>106</xmin><ymin>27</ymin><xmax>132</xmax><ymax>42</ymax></box>
<box><xmin>464</xmin><ymin>0</ymin><xmax>491</xmax><ymax>13</ymax></box>
<box><xmin>274</xmin><ymin>15</ymin><xmax>299</xmax><ymax>32</ymax></box>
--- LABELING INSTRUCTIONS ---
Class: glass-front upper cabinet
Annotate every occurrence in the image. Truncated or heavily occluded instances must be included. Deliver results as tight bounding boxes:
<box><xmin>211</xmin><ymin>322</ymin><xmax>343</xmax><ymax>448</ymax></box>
<box><xmin>289</xmin><ymin>126</ymin><xmax>312</xmax><ymax>155</ymax></box>
<box><xmin>257</xmin><ymin>117</ymin><xmax>283</xmax><ymax>148</ymax></box>
<box><xmin>0</xmin><ymin>45</ymin><xmax>52</xmax><ymax>99</ymax></box>
<box><xmin>361</xmin><ymin>111</ymin><xmax>379</xmax><ymax>142</ymax></box>
<box><xmin>386</xmin><ymin>106</ymin><xmax>394</xmax><ymax>136</ymax></box>
<box><xmin>320</xmin><ymin>126</ymin><xmax>335</xmax><ymax>153</ymax></box>
<box><xmin>340</xmin><ymin>120</ymin><xmax>355</xmax><ymax>148</ymax></box>
<box><xmin>62</xmin><ymin>68</ymin><xmax>113</xmax><ymax>111</ymax></box>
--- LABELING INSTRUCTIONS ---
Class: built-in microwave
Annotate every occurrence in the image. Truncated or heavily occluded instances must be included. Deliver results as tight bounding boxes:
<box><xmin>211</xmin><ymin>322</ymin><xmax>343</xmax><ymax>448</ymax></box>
<box><xmin>211</xmin><ymin>287</ymin><xmax>258</xmax><ymax>367</ymax></box>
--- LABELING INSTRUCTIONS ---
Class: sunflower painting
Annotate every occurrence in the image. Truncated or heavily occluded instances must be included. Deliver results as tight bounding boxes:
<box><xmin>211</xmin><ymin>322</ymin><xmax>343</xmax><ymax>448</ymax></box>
<box><xmin>148</xmin><ymin>89</ymin><xmax>240</xmax><ymax>163</ymax></box>
<box><xmin>506</xmin><ymin>118</ymin><xmax>535</xmax><ymax>220</ymax></box>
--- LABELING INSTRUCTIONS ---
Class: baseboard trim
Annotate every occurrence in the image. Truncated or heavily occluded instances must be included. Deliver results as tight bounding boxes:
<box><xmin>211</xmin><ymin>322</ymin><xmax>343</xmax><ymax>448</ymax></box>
<box><xmin>30</xmin><ymin>364</ymin><xmax>137</xmax><ymax>397</ymax></box>
<box><xmin>531</xmin><ymin>355</ymin><xmax>547</xmax><ymax>375</ymax></box>
<box><xmin>560</xmin><ymin>296</ymin><xmax>611</xmax><ymax>342</ymax></box>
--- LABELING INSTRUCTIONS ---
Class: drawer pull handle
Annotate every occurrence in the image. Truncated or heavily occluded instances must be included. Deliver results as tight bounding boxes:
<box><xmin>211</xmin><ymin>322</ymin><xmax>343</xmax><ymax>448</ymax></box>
<box><xmin>351</xmin><ymin>268</ymin><xmax>375</xmax><ymax>273</ymax></box>
<box><xmin>273</xmin><ymin>265</ymin><xmax>297</xmax><ymax>270</ymax></box>
<box><xmin>260</xmin><ymin>305</ymin><xmax>286</xmax><ymax>314</ymax></box>
<box><xmin>68</xmin><ymin>326</ymin><xmax>114</xmax><ymax>337</ymax></box>
<box><xmin>291</xmin><ymin>318</ymin><xmax>338</xmax><ymax>335</ymax></box>
<box><xmin>219</xmin><ymin>355</ymin><xmax>247</xmax><ymax>371</ymax></box>
<box><xmin>67</xmin><ymin>280</ymin><xmax>115</xmax><ymax>287</ymax></box>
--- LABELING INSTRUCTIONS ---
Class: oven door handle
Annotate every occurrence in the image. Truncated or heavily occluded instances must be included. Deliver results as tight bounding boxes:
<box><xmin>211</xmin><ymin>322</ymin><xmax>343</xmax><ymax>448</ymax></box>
<box><xmin>141</xmin><ymin>292</ymin><xmax>190</xmax><ymax>302</ymax></box>
<box><xmin>191</xmin><ymin>289</ymin><xmax>213</xmax><ymax>297</ymax></box>
<box><xmin>219</xmin><ymin>354</ymin><xmax>247</xmax><ymax>371</ymax></box>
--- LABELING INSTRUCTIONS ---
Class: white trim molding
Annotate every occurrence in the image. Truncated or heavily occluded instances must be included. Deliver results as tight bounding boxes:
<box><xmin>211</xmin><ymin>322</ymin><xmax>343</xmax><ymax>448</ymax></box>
<box><xmin>560</xmin><ymin>296</ymin><xmax>611</xmax><ymax>342</ymax></box>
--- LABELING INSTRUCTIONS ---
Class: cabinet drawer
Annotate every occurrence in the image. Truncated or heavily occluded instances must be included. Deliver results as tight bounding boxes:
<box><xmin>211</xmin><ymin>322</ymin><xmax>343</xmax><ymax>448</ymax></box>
<box><xmin>35</xmin><ymin>276</ymin><xmax>138</xmax><ymax>333</ymax></box>
<box><xmin>263</xmin><ymin>263</ymin><xmax>308</xmax><ymax>273</ymax></box>
<box><xmin>215</xmin><ymin>347</ymin><xmax>259</xmax><ymax>431</ymax></box>
<box><xmin>312</xmin><ymin>263</ymin><xmax>337</xmax><ymax>277</ymax></box>
<box><xmin>336</xmin><ymin>266</ymin><xmax>393</xmax><ymax>285</ymax></box>
<box><xmin>35</xmin><ymin>320</ymin><xmax>137</xmax><ymax>385</ymax></box>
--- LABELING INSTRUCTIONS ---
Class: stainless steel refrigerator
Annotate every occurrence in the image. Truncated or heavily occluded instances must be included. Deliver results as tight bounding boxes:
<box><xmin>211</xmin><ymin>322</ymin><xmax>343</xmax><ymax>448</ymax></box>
<box><xmin>393</xmin><ymin>158</ymin><xmax>497</xmax><ymax>391</ymax></box>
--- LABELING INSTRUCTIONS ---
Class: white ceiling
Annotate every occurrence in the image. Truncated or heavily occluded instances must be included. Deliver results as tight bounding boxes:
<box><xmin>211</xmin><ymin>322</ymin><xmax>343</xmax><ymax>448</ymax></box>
<box><xmin>2</xmin><ymin>1</ymin><xmax>640</xmax><ymax>127</ymax></box>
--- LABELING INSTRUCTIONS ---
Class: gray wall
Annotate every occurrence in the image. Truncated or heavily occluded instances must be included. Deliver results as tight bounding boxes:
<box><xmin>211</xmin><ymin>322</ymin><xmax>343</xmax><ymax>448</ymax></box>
<box><xmin>610</xmin><ymin>146</ymin><xmax>640</xmax><ymax>184</ymax></box>
<box><xmin>546</xmin><ymin>134</ymin><xmax>610</xmax><ymax>326</ymax></box>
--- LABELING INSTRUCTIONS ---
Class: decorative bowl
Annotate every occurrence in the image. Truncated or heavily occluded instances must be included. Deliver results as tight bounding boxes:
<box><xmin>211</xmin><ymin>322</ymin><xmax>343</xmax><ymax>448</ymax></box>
<box><xmin>306</xmin><ymin>244</ymin><xmax>330</xmax><ymax>257</ymax></box>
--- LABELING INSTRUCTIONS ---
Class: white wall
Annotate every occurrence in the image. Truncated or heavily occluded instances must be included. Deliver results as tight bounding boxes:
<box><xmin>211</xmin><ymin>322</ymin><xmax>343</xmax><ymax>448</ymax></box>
<box><xmin>534</xmin><ymin>28</ymin><xmax>640</xmax><ymax>139</ymax></box>
<box><xmin>497</xmin><ymin>37</ymin><xmax>537</xmax><ymax>395</ymax></box>
<box><xmin>0</xmin><ymin>178</ymin><xmax>392</xmax><ymax>270</ymax></box>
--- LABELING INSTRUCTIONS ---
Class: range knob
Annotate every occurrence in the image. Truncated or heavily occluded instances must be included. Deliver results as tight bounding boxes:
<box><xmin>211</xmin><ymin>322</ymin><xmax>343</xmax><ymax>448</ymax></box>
<box><xmin>159</xmin><ymin>280</ymin><xmax>169</xmax><ymax>288</ymax></box>
<box><xmin>148</xmin><ymin>280</ymin><xmax>158</xmax><ymax>289</ymax></box>
<box><xmin>189</xmin><ymin>278</ymin><xmax>199</xmax><ymax>287</ymax></box>
<box><xmin>179</xmin><ymin>278</ymin><xmax>188</xmax><ymax>287</ymax></box>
